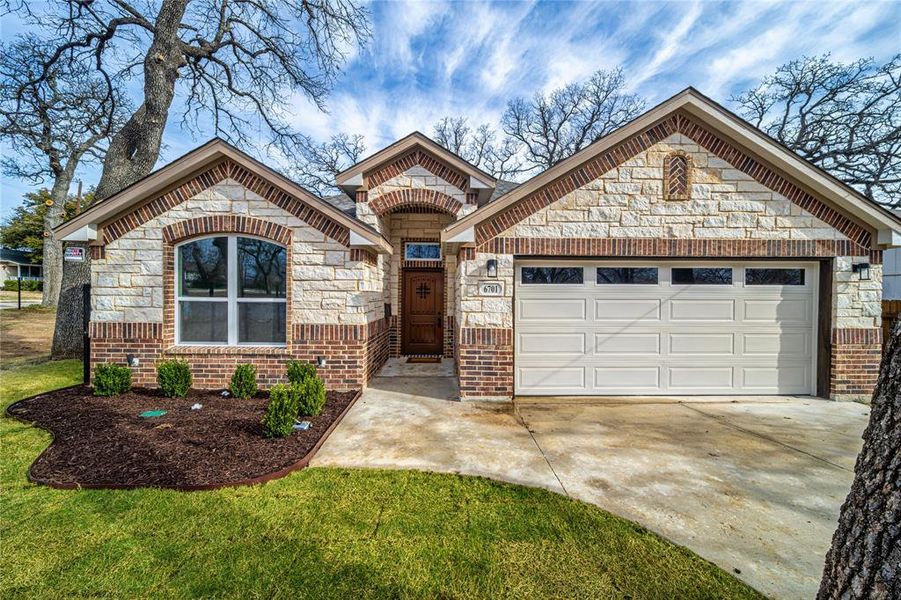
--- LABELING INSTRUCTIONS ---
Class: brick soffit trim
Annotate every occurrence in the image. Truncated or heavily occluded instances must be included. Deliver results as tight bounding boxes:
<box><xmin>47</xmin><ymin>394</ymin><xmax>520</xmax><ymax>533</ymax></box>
<box><xmin>480</xmin><ymin>237</ymin><xmax>882</xmax><ymax>263</ymax></box>
<box><xmin>476</xmin><ymin>111</ymin><xmax>873</xmax><ymax>249</ymax></box>
<box><xmin>104</xmin><ymin>158</ymin><xmax>350</xmax><ymax>246</ymax></box>
<box><xmin>366</xmin><ymin>148</ymin><xmax>469</xmax><ymax>191</ymax></box>
<box><xmin>162</xmin><ymin>215</ymin><xmax>292</xmax><ymax>246</ymax></box>
<box><xmin>369</xmin><ymin>188</ymin><xmax>463</xmax><ymax>217</ymax></box>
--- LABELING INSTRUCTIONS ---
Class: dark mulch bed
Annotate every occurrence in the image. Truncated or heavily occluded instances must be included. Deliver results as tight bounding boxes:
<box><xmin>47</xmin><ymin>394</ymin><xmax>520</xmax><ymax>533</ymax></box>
<box><xmin>7</xmin><ymin>386</ymin><xmax>358</xmax><ymax>489</ymax></box>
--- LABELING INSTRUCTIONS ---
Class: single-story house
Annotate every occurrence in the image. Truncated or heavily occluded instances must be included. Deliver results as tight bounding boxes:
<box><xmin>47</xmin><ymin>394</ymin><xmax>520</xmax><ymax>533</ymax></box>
<box><xmin>0</xmin><ymin>248</ymin><xmax>43</xmax><ymax>282</ymax></box>
<box><xmin>56</xmin><ymin>88</ymin><xmax>901</xmax><ymax>402</ymax></box>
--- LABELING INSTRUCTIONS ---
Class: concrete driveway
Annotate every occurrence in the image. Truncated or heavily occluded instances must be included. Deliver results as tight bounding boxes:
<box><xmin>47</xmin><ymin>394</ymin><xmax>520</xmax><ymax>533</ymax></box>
<box><xmin>313</xmin><ymin>367</ymin><xmax>869</xmax><ymax>599</ymax></box>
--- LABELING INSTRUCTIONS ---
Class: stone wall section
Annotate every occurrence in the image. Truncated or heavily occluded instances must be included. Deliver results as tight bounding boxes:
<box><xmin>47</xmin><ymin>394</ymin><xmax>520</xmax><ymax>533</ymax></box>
<box><xmin>92</xmin><ymin>179</ymin><xmax>384</xmax><ymax>325</ymax></box>
<box><xmin>456</xmin><ymin>134</ymin><xmax>884</xmax><ymax>400</ymax></box>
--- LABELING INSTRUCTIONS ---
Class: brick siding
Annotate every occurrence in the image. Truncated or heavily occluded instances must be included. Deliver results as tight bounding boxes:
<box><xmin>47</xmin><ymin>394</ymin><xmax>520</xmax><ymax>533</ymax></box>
<box><xmin>830</xmin><ymin>328</ymin><xmax>883</xmax><ymax>401</ymax></box>
<box><xmin>89</xmin><ymin>318</ymin><xmax>391</xmax><ymax>391</ymax></box>
<box><xmin>457</xmin><ymin>328</ymin><xmax>513</xmax><ymax>398</ymax></box>
<box><xmin>369</xmin><ymin>188</ymin><xmax>463</xmax><ymax>217</ymax></box>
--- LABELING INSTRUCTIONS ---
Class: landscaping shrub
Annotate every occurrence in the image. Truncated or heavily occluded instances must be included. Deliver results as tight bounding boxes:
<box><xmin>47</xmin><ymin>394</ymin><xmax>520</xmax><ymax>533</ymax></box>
<box><xmin>286</xmin><ymin>361</ymin><xmax>317</xmax><ymax>386</ymax></box>
<box><xmin>262</xmin><ymin>384</ymin><xmax>300</xmax><ymax>438</ymax></box>
<box><xmin>156</xmin><ymin>359</ymin><xmax>192</xmax><ymax>398</ymax></box>
<box><xmin>297</xmin><ymin>376</ymin><xmax>326</xmax><ymax>417</ymax></box>
<box><xmin>3</xmin><ymin>279</ymin><xmax>42</xmax><ymax>292</ymax></box>
<box><xmin>230</xmin><ymin>364</ymin><xmax>258</xmax><ymax>399</ymax></box>
<box><xmin>93</xmin><ymin>363</ymin><xmax>132</xmax><ymax>396</ymax></box>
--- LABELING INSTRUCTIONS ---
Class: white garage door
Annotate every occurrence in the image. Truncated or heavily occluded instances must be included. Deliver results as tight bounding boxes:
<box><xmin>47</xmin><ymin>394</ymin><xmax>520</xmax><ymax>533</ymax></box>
<box><xmin>514</xmin><ymin>261</ymin><xmax>817</xmax><ymax>396</ymax></box>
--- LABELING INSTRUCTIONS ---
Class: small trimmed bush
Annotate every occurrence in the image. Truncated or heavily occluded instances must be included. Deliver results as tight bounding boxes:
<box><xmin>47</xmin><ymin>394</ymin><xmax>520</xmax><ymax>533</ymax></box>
<box><xmin>297</xmin><ymin>376</ymin><xmax>326</xmax><ymax>417</ymax></box>
<box><xmin>93</xmin><ymin>363</ymin><xmax>132</xmax><ymax>397</ymax></box>
<box><xmin>3</xmin><ymin>279</ymin><xmax>42</xmax><ymax>292</ymax></box>
<box><xmin>287</xmin><ymin>361</ymin><xmax>317</xmax><ymax>386</ymax></box>
<box><xmin>230</xmin><ymin>364</ymin><xmax>258</xmax><ymax>399</ymax></box>
<box><xmin>262</xmin><ymin>384</ymin><xmax>300</xmax><ymax>438</ymax></box>
<box><xmin>156</xmin><ymin>359</ymin><xmax>192</xmax><ymax>398</ymax></box>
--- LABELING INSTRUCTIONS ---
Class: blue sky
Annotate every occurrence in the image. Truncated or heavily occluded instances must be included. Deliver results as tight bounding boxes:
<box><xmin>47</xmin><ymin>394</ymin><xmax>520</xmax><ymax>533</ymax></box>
<box><xmin>1</xmin><ymin>0</ymin><xmax>899</xmax><ymax>219</ymax></box>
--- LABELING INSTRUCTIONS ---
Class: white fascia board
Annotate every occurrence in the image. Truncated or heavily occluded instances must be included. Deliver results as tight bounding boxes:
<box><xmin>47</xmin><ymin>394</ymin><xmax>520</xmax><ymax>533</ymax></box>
<box><xmin>349</xmin><ymin>230</ymin><xmax>391</xmax><ymax>254</ymax></box>
<box><xmin>445</xmin><ymin>226</ymin><xmax>474</xmax><ymax>243</ymax></box>
<box><xmin>878</xmin><ymin>228</ymin><xmax>901</xmax><ymax>247</ymax></box>
<box><xmin>469</xmin><ymin>176</ymin><xmax>491</xmax><ymax>189</ymax></box>
<box><xmin>61</xmin><ymin>224</ymin><xmax>97</xmax><ymax>241</ymax></box>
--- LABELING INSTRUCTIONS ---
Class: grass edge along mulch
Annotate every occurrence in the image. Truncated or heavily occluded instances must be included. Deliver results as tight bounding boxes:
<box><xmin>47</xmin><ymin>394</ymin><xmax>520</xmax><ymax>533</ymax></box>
<box><xmin>1</xmin><ymin>359</ymin><xmax>763</xmax><ymax>599</ymax></box>
<box><xmin>7</xmin><ymin>384</ymin><xmax>360</xmax><ymax>490</ymax></box>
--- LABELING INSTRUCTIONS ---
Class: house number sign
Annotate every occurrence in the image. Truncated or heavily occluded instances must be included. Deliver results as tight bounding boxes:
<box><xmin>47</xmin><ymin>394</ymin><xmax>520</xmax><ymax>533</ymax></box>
<box><xmin>478</xmin><ymin>281</ymin><xmax>504</xmax><ymax>296</ymax></box>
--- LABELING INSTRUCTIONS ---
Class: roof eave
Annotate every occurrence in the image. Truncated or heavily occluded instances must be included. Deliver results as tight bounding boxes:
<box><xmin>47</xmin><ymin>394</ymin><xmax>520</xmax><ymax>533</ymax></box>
<box><xmin>444</xmin><ymin>88</ymin><xmax>901</xmax><ymax>247</ymax></box>
<box><xmin>54</xmin><ymin>139</ymin><xmax>393</xmax><ymax>253</ymax></box>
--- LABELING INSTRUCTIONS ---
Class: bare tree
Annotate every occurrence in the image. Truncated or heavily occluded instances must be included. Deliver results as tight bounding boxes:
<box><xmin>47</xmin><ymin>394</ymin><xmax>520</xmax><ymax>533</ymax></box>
<box><xmin>19</xmin><ymin>0</ymin><xmax>371</xmax><ymax>200</ymax></box>
<box><xmin>288</xmin><ymin>132</ymin><xmax>365</xmax><ymax>194</ymax></box>
<box><xmin>0</xmin><ymin>37</ymin><xmax>125</xmax><ymax>307</ymax></box>
<box><xmin>734</xmin><ymin>54</ymin><xmax>901</xmax><ymax>208</ymax></box>
<box><xmin>819</xmin><ymin>318</ymin><xmax>900</xmax><ymax>598</ymax></box>
<box><xmin>432</xmin><ymin>117</ymin><xmax>524</xmax><ymax>180</ymax></box>
<box><xmin>501</xmin><ymin>67</ymin><xmax>645</xmax><ymax>173</ymax></box>
<box><xmin>12</xmin><ymin>0</ymin><xmax>369</xmax><ymax>357</ymax></box>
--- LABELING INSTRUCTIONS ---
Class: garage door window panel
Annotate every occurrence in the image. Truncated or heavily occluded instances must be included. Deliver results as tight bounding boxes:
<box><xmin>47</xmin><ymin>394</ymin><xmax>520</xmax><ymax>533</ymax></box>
<box><xmin>597</xmin><ymin>267</ymin><xmax>658</xmax><ymax>285</ymax></box>
<box><xmin>745</xmin><ymin>268</ymin><xmax>805</xmax><ymax>286</ymax></box>
<box><xmin>672</xmin><ymin>267</ymin><xmax>733</xmax><ymax>285</ymax></box>
<box><xmin>521</xmin><ymin>267</ymin><xmax>583</xmax><ymax>284</ymax></box>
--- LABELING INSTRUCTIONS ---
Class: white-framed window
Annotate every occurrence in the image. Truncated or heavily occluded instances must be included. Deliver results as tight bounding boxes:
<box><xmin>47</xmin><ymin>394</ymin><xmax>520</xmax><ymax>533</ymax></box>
<box><xmin>176</xmin><ymin>235</ymin><xmax>287</xmax><ymax>346</ymax></box>
<box><xmin>404</xmin><ymin>242</ymin><xmax>441</xmax><ymax>261</ymax></box>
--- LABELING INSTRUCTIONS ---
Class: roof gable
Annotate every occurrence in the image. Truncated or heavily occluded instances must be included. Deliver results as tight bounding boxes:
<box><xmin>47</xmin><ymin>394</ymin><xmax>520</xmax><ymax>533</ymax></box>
<box><xmin>444</xmin><ymin>88</ymin><xmax>901</xmax><ymax>249</ymax></box>
<box><xmin>55</xmin><ymin>139</ymin><xmax>391</xmax><ymax>254</ymax></box>
<box><xmin>336</xmin><ymin>132</ymin><xmax>497</xmax><ymax>203</ymax></box>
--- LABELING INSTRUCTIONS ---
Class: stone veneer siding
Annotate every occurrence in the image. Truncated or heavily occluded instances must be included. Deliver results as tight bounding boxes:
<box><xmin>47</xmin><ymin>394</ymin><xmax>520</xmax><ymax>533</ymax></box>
<box><xmin>88</xmin><ymin>170</ymin><xmax>390</xmax><ymax>390</ymax></box>
<box><xmin>456</xmin><ymin>126</ymin><xmax>884</xmax><ymax>401</ymax></box>
<box><xmin>354</xmin><ymin>160</ymin><xmax>478</xmax><ymax>358</ymax></box>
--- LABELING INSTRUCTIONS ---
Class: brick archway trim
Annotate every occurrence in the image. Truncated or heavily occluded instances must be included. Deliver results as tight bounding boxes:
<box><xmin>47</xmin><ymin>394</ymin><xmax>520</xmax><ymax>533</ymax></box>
<box><xmin>367</xmin><ymin>148</ymin><xmax>468</xmax><ymax>190</ymax></box>
<box><xmin>369</xmin><ymin>189</ymin><xmax>463</xmax><ymax>217</ymax></box>
<box><xmin>104</xmin><ymin>158</ymin><xmax>349</xmax><ymax>246</ymax></box>
<box><xmin>162</xmin><ymin>215</ymin><xmax>292</xmax><ymax>246</ymax></box>
<box><xmin>475</xmin><ymin>111</ymin><xmax>873</xmax><ymax>248</ymax></box>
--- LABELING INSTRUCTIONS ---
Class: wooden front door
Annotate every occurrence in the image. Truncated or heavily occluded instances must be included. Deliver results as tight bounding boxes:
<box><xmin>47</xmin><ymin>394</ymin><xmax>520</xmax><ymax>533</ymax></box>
<box><xmin>402</xmin><ymin>269</ymin><xmax>444</xmax><ymax>355</ymax></box>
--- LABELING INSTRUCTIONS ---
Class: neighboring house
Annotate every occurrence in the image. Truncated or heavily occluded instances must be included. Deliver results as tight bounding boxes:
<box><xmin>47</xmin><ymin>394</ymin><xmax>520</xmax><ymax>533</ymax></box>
<box><xmin>56</xmin><ymin>88</ymin><xmax>901</xmax><ymax>402</ymax></box>
<box><xmin>883</xmin><ymin>211</ymin><xmax>901</xmax><ymax>299</ymax></box>
<box><xmin>0</xmin><ymin>248</ymin><xmax>43</xmax><ymax>281</ymax></box>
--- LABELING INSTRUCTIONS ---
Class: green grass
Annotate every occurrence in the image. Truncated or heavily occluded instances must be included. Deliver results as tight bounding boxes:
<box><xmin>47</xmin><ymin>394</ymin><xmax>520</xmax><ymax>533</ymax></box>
<box><xmin>1</xmin><ymin>361</ymin><xmax>762</xmax><ymax>599</ymax></box>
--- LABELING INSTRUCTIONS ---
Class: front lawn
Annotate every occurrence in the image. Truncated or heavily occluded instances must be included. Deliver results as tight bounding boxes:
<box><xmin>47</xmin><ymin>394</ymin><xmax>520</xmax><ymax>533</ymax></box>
<box><xmin>1</xmin><ymin>360</ymin><xmax>761</xmax><ymax>599</ymax></box>
<box><xmin>0</xmin><ymin>305</ymin><xmax>56</xmax><ymax>367</ymax></box>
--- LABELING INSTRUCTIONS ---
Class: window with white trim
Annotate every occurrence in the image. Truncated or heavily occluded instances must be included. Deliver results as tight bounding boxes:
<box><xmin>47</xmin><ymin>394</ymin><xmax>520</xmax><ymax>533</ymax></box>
<box><xmin>177</xmin><ymin>235</ymin><xmax>287</xmax><ymax>345</ymax></box>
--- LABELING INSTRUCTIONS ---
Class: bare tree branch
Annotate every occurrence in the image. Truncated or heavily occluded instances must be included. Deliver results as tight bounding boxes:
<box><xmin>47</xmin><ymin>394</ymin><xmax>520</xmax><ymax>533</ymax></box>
<box><xmin>500</xmin><ymin>68</ymin><xmax>645</xmax><ymax>173</ymax></box>
<box><xmin>733</xmin><ymin>54</ymin><xmax>901</xmax><ymax>208</ymax></box>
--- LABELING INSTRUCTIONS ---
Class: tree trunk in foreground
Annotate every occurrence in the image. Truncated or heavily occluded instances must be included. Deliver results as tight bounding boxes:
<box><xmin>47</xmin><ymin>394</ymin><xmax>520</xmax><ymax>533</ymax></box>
<box><xmin>819</xmin><ymin>319</ymin><xmax>900</xmax><ymax>599</ymax></box>
<box><xmin>40</xmin><ymin>175</ymin><xmax>71</xmax><ymax>307</ymax></box>
<box><xmin>50</xmin><ymin>242</ymin><xmax>90</xmax><ymax>359</ymax></box>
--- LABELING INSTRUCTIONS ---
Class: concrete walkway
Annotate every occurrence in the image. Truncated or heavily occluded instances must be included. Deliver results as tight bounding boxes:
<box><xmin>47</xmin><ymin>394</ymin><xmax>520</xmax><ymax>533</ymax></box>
<box><xmin>312</xmin><ymin>364</ymin><xmax>870</xmax><ymax>599</ymax></box>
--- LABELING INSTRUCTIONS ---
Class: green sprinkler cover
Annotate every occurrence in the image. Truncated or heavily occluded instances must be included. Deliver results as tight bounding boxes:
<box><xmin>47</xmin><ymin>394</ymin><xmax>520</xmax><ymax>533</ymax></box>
<box><xmin>139</xmin><ymin>410</ymin><xmax>167</xmax><ymax>418</ymax></box>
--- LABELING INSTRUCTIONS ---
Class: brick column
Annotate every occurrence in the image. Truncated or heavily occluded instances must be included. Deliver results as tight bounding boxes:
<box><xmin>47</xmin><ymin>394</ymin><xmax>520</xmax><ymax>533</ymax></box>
<box><xmin>457</xmin><ymin>327</ymin><xmax>513</xmax><ymax>400</ymax></box>
<box><xmin>830</xmin><ymin>328</ymin><xmax>882</xmax><ymax>402</ymax></box>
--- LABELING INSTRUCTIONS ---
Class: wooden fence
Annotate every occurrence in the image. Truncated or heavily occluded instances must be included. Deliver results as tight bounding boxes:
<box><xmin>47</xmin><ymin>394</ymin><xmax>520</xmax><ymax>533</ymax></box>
<box><xmin>883</xmin><ymin>300</ymin><xmax>901</xmax><ymax>342</ymax></box>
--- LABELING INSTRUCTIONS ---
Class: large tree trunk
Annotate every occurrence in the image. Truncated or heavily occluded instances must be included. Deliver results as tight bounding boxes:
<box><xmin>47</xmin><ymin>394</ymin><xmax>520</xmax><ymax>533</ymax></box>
<box><xmin>52</xmin><ymin>0</ymin><xmax>188</xmax><ymax>357</ymax></box>
<box><xmin>93</xmin><ymin>0</ymin><xmax>188</xmax><ymax>199</ymax></box>
<box><xmin>40</xmin><ymin>174</ymin><xmax>72</xmax><ymax>307</ymax></box>
<box><xmin>818</xmin><ymin>319</ymin><xmax>900</xmax><ymax>599</ymax></box>
<box><xmin>50</xmin><ymin>242</ymin><xmax>91</xmax><ymax>359</ymax></box>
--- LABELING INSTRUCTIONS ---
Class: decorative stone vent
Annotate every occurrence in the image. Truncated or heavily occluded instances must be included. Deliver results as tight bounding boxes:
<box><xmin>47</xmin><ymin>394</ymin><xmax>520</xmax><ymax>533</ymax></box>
<box><xmin>664</xmin><ymin>152</ymin><xmax>691</xmax><ymax>200</ymax></box>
